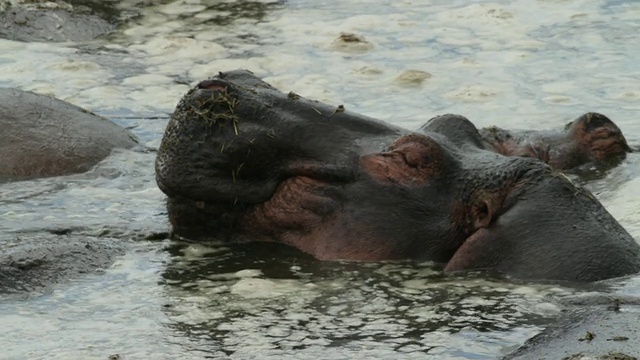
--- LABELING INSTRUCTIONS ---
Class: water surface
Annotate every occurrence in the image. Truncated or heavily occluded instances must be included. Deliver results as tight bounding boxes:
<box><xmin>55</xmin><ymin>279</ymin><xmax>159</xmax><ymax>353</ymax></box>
<box><xmin>1</xmin><ymin>0</ymin><xmax>639</xmax><ymax>359</ymax></box>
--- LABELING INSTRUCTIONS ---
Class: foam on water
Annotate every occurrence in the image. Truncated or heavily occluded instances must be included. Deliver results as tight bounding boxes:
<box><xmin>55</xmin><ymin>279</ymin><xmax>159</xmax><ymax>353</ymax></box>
<box><xmin>1</xmin><ymin>0</ymin><xmax>639</xmax><ymax>358</ymax></box>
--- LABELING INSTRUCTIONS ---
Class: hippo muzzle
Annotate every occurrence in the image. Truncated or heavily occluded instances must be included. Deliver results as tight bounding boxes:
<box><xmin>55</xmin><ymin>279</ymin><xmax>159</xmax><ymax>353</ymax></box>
<box><xmin>156</xmin><ymin>70</ymin><xmax>640</xmax><ymax>282</ymax></box>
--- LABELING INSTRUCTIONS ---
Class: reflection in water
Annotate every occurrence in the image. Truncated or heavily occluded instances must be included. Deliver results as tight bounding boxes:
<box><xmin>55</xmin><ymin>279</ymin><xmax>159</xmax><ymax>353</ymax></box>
<box><xmin>160</xmin><ymin>243</ymin><xmax>569</xmax><ymax>358</ymax></box>
<box><xmin>191</xmin><ymin>0</ymin><xmax>284</xmax><ymax>26</ymax></box>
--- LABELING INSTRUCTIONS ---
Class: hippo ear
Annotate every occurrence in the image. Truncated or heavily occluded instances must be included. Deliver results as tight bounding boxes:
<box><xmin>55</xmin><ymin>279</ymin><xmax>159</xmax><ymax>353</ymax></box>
<box><xmin>580</xmin><ymin>112</ymin><xmax>619</xmax><ymax>133</ymax></box>
<box><xmin>418</xmin><ymin>114</ymin><xmax>485</xmax><ymax>149</ymax></box>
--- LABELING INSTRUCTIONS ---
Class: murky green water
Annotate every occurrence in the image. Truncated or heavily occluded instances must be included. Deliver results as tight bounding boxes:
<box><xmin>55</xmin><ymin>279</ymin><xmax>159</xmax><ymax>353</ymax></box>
<box><xmin>1</xmin><ymin>0</ymin><xmax>639</xmax><ymax>359</ymax></box>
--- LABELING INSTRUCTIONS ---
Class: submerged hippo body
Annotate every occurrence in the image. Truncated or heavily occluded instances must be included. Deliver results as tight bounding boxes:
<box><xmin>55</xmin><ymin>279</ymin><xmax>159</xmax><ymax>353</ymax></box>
<box><xmin>156</xmin><ymin>70</ymin><xmax>640</xmax><ymax>282</ymax></box>
<box><xmin>0</xmin><ymin>88</ymin><xmax>137</xmax><ymax>182</ymax></box>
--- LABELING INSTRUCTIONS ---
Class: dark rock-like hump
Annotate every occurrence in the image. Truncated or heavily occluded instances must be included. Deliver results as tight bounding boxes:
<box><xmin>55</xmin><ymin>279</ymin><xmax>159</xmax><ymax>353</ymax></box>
<box><xmin>0</xmin><ymin>234</ymin><xmax>125</xmax><ymax>296</ymax></box>
<box><xmin>504</xmin><ymin>295</ymin><xmax>640</xmax><ymax>359</ymax></box>
<box><xmin>0</xmin><ymin>88</ymin><xmax>137</xmax><ymax>182</ymax></box>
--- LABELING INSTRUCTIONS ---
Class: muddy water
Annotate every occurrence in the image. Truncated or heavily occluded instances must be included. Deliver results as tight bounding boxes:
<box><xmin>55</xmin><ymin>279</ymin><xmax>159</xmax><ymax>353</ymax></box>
<box><xmin>1</xmin><ymin>0</ymin><xmax>639</xmax><ymax>359</ymax></box>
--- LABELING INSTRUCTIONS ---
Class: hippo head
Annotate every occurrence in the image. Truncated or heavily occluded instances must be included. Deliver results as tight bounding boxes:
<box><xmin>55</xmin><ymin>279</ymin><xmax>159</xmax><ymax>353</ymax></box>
<box><xmin>156</xmin><ymin>70</ymin><xmax>640</xmax><ymax>282</ymax></box>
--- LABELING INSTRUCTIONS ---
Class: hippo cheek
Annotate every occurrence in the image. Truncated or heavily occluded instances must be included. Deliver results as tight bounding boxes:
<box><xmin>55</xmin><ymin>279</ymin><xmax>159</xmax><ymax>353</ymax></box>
<box><xmin>444</xmin><ymin>176</ymin><xmax>640</xmax><ymax>282</ymax></box>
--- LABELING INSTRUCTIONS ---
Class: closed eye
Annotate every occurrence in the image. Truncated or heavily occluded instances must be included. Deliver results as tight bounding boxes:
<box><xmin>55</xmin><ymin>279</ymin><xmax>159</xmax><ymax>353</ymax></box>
<box><xmin>393</xmin><ymin>142</ymin><xmax>435</xmax><ymax>169</ymax></box>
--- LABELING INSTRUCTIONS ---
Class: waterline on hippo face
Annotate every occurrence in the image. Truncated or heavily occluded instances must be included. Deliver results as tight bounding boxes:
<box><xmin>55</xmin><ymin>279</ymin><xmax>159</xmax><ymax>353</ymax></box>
<box><xmin>155</xmin><ymin>69</ymin><xmax>640</xmax><ymax>283</ymax></box>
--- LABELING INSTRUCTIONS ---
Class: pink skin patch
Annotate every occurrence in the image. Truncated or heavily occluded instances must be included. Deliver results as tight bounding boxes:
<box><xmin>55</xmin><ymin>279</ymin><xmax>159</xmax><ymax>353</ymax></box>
<box><xmin>196</xmin><ymin>79</ymin><xmax>228</xmax><ymax>92</ymax></box>
<box><xmin>444</xmin><ymin>228</ymin><xmax>494</xmax><ymax>272</ymax></box>
<box><xmin>573</xmin><ymin>123</ymin><xmax>628</xmax><ymax>161</ymax></box>
<box><xmin>241</xmin><ymin>176</ymin><xmax>400</xmax><ymax>261</ymax></box>
<box><xmin>360</xmin><ymin>135</ymin><xmax>443</xmax><ymax>186</ymax></box>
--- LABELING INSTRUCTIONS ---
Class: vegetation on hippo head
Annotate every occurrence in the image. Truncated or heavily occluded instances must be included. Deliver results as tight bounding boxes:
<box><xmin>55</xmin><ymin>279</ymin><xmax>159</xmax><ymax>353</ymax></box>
<box><xmin>179</xmin><ymin>85</ymin><xmax>241</xmax><ymax>136</ymax></box>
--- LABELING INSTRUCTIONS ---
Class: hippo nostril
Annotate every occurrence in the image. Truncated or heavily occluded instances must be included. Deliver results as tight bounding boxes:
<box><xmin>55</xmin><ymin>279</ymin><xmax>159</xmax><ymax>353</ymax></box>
<box><xmin>197</xmin><ymin>79</ymin><xmax>228</xmax><ymax>92</ymax></box>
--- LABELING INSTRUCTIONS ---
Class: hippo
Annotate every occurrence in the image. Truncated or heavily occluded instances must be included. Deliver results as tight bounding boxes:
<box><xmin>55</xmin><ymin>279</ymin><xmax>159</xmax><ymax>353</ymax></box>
<box><xmin>505</xmin><ymin>293</ymin><xmax>640</xmax><ymax>359</ymax></box>
<box><xmin>0</xmin><ymin>88</ymin><xmax>137</xmax><ymax>182</ymax></box>
<box><xmin>155</xmin><ymin>69</ymin><xmax>640</xmax><ymax>282</ymax></box>
<box><xmin>477</xmin><ymin>112</ymin><xmax>630</xmax><ymax>171</ymax></box>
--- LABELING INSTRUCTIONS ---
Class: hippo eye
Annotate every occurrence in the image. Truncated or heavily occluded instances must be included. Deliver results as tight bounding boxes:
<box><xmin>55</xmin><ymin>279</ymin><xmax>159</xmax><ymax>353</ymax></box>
<box><xmin>389</xmin><ymin>134</ymin><xmax>442</xmax><ymax>170</ymax></box>
<box><xmin>402</xmin><ymin>146</ymin><xmax>434</xmax><ymax>169</ymax></box>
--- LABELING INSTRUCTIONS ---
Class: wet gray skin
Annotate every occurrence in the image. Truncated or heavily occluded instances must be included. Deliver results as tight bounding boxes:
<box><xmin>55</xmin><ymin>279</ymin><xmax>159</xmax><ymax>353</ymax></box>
<box><xmin>1</xmin><ymin>1</ymin><xmax>639</xmax><ymax>359</ymax></box>
<box><xmin>0</xmin><ymin>0</ymin><xmax>280</xmax><ymax>43</ymax></box>
<box><xmin>426</xmin><ymin>112</ymin><xmax>631</xmax><ymax>172</ymax></box>
<box><xmin>0</xmin><ymin>0</ymin><xmax>126</xmax><ymax>42</ymax></box>
<box><xmin>505</xmin><ymin>292</ymin><xmax>640</xmax><ymax>359</ymax></box>
<box><xmin>155</xmin><ymin>69</ymin><xmax>640</xmax><ymax>282</ymax></box>
<box><xmin>476</xmin><ymin>112</ymin><xmax>631</xmax><ymax>171</ymax></box>
<box><xmin>0</xmin><ymin>234</ymin><xmax>126</xmax><ymax>297</ymax></box>
<box><xmin>0</xmin><ymin>88</ymin><xmax>138</xmax><ymax>182</ymax></box>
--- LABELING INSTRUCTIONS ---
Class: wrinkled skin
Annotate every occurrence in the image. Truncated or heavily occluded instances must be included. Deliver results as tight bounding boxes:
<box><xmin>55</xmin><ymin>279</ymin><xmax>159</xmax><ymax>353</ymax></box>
<box><xmin>0</xmin><ymin>88</ymin><xmax>137</xmax><ymax>182</ymax></box>
<box><xmin>156</xmin><ymin>69</ymin><xmax>640</xmax><ymax>282</ymax></box>
<box><xmin>476</xmin><ymin>112</ymin><xmax>630</xmax><ymax>171</ymax></box>
<box><xmin>0</xmin><ymin>234</ymin><xmax>125</xmax><ymax>296</ymax></box>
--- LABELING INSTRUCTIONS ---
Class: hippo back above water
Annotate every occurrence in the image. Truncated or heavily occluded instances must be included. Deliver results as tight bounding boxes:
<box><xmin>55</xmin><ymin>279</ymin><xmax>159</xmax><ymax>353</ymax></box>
<box><xmin>155</xmin><ymin>69</ymin><xmax>640</xmax><ymax>282</ymax></box>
